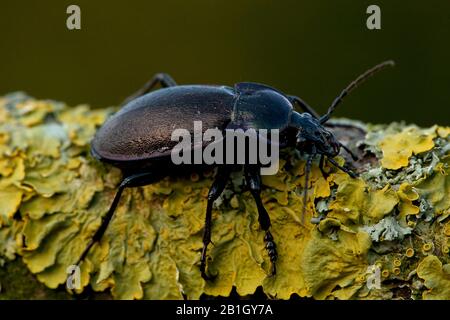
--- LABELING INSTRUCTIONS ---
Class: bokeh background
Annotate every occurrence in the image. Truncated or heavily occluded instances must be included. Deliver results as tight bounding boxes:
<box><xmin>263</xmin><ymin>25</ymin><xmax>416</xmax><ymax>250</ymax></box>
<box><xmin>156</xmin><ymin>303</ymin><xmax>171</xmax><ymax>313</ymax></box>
<box><xmin>0</xmin><ymin>0</ymin><xmax>449</xmax><ymax>125</ymax></box>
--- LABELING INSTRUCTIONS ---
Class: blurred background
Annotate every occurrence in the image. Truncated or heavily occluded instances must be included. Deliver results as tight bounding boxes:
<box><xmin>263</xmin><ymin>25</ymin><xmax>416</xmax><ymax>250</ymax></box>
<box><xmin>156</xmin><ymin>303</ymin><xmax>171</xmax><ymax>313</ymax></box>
<box><xmin>0</xmin><ymin>0</ymin><xmax>449</xmax><ymax>125</ymax></box>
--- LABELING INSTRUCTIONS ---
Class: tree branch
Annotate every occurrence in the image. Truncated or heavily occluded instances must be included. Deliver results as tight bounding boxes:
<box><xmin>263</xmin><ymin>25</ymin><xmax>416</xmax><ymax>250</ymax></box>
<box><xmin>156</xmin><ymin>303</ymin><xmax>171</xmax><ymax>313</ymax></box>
<box><xmin>0</xmin><ymin>92</ymin><xmax>449</xmax><ymax>300</ymax></box>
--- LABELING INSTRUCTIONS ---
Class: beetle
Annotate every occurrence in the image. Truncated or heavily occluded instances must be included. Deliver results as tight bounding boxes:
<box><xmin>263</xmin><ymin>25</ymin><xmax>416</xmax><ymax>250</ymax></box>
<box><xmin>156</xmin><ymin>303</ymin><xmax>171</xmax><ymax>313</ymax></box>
<box><xmin>76</xmin><ymin>60</ymin><xmax>394</xmax><ymax>280</ymax></box>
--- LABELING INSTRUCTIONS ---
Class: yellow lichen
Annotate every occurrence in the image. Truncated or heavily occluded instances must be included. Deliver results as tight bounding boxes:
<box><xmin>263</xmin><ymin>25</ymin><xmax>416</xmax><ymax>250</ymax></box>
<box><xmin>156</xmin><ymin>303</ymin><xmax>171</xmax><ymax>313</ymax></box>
<box><xmin>417</xmin><ymin>255</ymin><xmax>450</xmax><ymax>299</ymax></box>
<box><xmin>437</xmin><ymin>126</ymin><xmax>450</xmax><ymax>138</ymax></box>
<box><xmin>405</xmin><ymin>248</ymin><xmax>415</xmax><ymax>258</ymax></box>
<box><xmin>444</xmin><ymin>223</ymin><xmax>450</xmax><ymax>237</ymax></box>
<box><xmin>407</xmin><ymin>221</ymin><xmax>416</xmax><ymax>228</ymax></box>
<box><xmin>397</xmin><ymin>183</ymin><xmax>420</xmax><ymax>224</ymax></box>
<box><xmin>423</xmin><ymin>243</ymin><xmax>433</xmax><ymax>252</ymax></box>
<box><xmin>378</xmin><ymin>126</ymin><xmax>436</xmax><ymax>170</ymax></box>
<box><xmin>1</xmin><ymin>94</ymin><xmax>450</xmax><ymax>300</ymax></box>
<box><xmin>328</xmin><ymin>174</ymin><xmax>398</xmax><ymax>225</ymax></box>
<box><xmin>415</xmin><ymin>158</ymin><xmax>450</xmax><ymax>216</ymax></box>
<box><xmin>300</xmin><ymin>229</ymin><xmax>371</xmax><ymax>299</ymax></box>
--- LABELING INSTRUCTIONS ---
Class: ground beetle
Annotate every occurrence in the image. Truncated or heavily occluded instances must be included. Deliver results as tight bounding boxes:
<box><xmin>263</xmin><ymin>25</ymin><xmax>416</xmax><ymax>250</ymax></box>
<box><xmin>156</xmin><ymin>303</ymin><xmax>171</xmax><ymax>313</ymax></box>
<box><xmin>77</xmin><ymin>60</ymin><xmax>394</xmax><ymax>280</ymax></box>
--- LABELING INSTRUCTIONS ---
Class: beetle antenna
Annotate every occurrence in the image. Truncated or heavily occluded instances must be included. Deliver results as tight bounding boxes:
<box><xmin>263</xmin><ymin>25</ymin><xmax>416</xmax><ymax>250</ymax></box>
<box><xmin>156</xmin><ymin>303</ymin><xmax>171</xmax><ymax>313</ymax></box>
<box><xmin>319</xmin><ymin>60</ymin><xmax>395</xmax><ymax>124</ymax></box>
<box><xmin>302</xmin><ymin>154</ymin><xmax>314</xmax><ymax>223</ymax></box>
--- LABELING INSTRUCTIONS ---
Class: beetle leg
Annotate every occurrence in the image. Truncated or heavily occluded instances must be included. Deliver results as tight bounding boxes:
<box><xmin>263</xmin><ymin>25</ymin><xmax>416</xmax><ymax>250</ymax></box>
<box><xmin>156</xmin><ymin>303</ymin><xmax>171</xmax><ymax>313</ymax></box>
<box><xmin>244</xmin><ymin>165</ymin><xmax>277</xmax><ymax>276</ymax></box>
<box><xmin>327</xmin><ymin>157</ymin><xmax>358</xmax><ymax>178</ymax></box>
<box><xmin>288</xmin><ymin>95</ymin><xmax>320</xmax><ymax>119</ymax></box>
<box><xmin>340</xmin><ymin>143</ymin><xmax>358</xmax><ymax>161</ymax></box>
<box><xmin>200</xmin><ymin>166</ymin><xmax>231</xmax><ymax>281</ymax></box>
<box><xmin>122</xmin><ymin>73</ymin><xmax>177</xmax><ymax>105</ymax></box>
<box><xmin>319</xmin><ymin>154</ymin><xmax>329</xmax><ymax>178</ymax></box>
<box><xmin>302</xmin><ymin>153</ymin><xmax>314</xmax><ymax>224</ymax></box>
<box><xmin>74</xmin><ymin>171</ymin><xmax>164</xmax><ymax>268</ymax></box>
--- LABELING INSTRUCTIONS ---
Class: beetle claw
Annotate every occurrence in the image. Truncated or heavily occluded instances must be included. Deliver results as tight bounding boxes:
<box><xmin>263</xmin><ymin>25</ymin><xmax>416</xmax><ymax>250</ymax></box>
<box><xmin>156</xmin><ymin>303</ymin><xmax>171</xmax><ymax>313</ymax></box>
<box><xmin>200</xmin><ymin>250</ymin><xmax>217</xmax><ymax>281</ymax></box>
<box><xmin>200</xmin><ymin>263</ymin><xmax>217</xmax><ymax>281</ymax></box>
<box><xmin>269</xmin><ymin>262</ymin><xmax>277</xmax><ymax>277</ymax></box>
<box><xmin>264</xmin><ymin>231</ymin><xmax>278</xmax><ymax>277</ymax></box>
<box><xmin>201</xmin><ymin>271</ymin><xmax>217</xmax><ymax>281</ymax></box>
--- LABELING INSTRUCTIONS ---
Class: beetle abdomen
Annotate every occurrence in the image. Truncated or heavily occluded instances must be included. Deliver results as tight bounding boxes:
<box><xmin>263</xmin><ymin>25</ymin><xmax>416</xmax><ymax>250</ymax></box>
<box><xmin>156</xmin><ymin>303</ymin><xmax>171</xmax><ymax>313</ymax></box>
<box><xmin>91</xmin><ymin>85</ymin><xmax>235</xmax><ymax>163</ymax></box>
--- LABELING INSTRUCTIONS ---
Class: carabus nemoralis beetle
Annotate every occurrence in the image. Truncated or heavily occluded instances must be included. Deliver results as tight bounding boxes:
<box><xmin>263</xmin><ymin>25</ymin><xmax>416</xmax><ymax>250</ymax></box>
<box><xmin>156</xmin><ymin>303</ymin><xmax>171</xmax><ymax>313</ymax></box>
<box><xmin>76</xmin><ymin>60</ymin><xmax>394</xmax><ymax>280</ymax></box>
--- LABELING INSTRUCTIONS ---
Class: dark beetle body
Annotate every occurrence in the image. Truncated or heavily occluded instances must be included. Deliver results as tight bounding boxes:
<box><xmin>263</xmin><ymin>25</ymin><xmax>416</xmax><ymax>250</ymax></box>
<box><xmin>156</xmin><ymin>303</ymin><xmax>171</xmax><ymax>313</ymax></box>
<box><xmin>92</xmin><ymin>85</ymin><xmax>234</xmax><ymax>166</ymax></box>
<box><xmin>79</xmin><ymin>62</ymin><xmax>394</xmax><ymax>281</ymax></box>
<box><xmin>92</xmin><ymin>83</ymin><xmax>295</xmax><ymax>170</ymax></box>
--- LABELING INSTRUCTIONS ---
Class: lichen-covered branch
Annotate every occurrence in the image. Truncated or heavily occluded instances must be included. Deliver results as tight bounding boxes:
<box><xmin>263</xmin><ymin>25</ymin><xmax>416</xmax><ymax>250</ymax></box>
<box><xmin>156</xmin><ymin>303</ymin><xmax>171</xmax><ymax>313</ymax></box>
<box><xmin>0</xmin><ymin>93</ymin><xmax>449</xmax><ymax>300</ymax></box>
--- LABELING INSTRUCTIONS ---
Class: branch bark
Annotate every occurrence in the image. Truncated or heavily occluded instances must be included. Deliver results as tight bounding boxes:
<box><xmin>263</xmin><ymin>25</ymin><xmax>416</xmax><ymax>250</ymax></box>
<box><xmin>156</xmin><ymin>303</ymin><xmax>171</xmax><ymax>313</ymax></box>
<box><xmin>0</xmin><ymin>92</ymin><xmax>449</xmax><ymax>300</ymax></box>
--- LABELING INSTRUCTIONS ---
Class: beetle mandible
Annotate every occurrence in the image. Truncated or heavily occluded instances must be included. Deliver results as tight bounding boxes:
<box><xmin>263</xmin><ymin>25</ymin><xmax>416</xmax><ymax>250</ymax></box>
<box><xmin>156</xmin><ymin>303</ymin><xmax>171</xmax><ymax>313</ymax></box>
<box><xmin>76</xmin><ymin>60</ymin><xmax>394</xmax><ymax>280</ymax></box>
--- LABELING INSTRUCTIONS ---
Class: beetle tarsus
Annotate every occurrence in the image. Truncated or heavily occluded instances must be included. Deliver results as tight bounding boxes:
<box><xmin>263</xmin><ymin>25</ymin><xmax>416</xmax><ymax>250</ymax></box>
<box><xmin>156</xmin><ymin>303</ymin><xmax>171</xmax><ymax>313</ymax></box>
<box><xmin>200</xmin><ymin>250</ymin><xmax>217</xmax><ymax>281</ymax></box>
<box><xmin>264</xmin><ymin>231</ymin><xmax>278</xmax><ymax>276</ymax></box>
<box><xmin>201</xmin><ymin>269</ymin><xmax>217</xmax><ymax>281</ymax></box>
<box><xmin>200</xmin><ymin>219</ymin><xmax>214</xmax><ymax>281</ymax></box>
<box><xmin>244</xmin><ymin>166</ymin><xmax>278</xmax><ymax>276</ymax></box>
<box><xmin>200</xmin><ymin>167</ymin><xmax>231</xmax><ymax>280</ymax></box>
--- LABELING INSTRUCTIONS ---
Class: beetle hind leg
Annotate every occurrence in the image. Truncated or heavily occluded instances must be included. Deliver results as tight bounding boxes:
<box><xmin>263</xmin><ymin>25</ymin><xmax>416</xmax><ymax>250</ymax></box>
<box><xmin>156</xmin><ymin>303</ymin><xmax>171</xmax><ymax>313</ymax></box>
<box><xmin>200</xmin><ymin>166</ymin><xmax>231</xmax><ymax>281</ymax></box>
<box><xmin>74</xmin><ymin>171</ymin><xmax>164</xmax><ymax>269</ymax></box>
<box><xmin>122</xmin><ymin>73</ymin><xmax>177</xmax><ymax>105</ymax></box>
<box><xmin>244</xmin><ymin>165</ymin><xmax>278</xmax><ymax>276</ymax></box>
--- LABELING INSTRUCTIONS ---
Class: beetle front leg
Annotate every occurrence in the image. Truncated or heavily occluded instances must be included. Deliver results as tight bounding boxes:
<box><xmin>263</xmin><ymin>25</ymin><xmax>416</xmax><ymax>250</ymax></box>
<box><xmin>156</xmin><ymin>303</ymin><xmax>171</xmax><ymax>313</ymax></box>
<box><xmin>200</xmin><ymin>166</ymin><xmax>231</xmax><ymax>281</ymax></box>
<box><xmin>319</xmin><ymin>154</ymin><xmax>329</xmax><ymax>178</ymax></box>
<box><xmin>244</xmin><ymin>165</ymin><xmax>277</xmax><ymax>276</ymax></box>
<box><xmin>339</xmin><ymin>143</ymin><xmax>358</xmax><ymax>161</ymax></box>
<box><xmin>302</xmin><ymin>153</ymin><xmax>315</xmax><ymax>223</ymax></box>
<box><xmin>327</xmin><ymin>157</ymin><xmax>358</xmax><ymax>178</ymax></box>
<box><xmin>122</xmin><ymin>73</ymin><xmax>178</xmax><ymax>105</ymax></box>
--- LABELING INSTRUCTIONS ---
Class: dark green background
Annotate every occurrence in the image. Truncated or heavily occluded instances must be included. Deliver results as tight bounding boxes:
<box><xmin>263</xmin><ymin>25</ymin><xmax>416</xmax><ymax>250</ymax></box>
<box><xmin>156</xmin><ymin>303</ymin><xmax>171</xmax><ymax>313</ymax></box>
<box><xmin>1</xmin><ymin>1</ymin><xmax>449</xmax><ymax>125</ymax></box>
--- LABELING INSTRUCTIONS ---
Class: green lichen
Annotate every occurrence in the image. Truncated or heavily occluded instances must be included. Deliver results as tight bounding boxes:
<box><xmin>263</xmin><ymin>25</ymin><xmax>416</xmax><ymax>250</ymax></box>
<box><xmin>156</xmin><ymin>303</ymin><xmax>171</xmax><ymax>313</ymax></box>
<box><xmin>0</xmin><ymin>93</ymin><xmax>449</xmax><ymax>300</ymax></box>
<box><xmin>362</xmin><ymin>216</ymin><xmax>412</xmax><ymax>242</ymax></box>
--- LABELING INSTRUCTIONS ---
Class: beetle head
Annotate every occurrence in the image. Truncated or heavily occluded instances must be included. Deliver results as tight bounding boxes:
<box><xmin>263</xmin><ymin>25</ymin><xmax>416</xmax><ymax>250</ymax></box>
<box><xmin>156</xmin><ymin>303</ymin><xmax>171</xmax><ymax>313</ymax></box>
<box><xmin>289</xmin><ymin>111</ymin><xmax>340</xmax><ymax>157</ymax></box>
<box><xmin>286</xmin><ymin>61</ymin><xmax>395</xmax><ymax>223</ymax></box>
